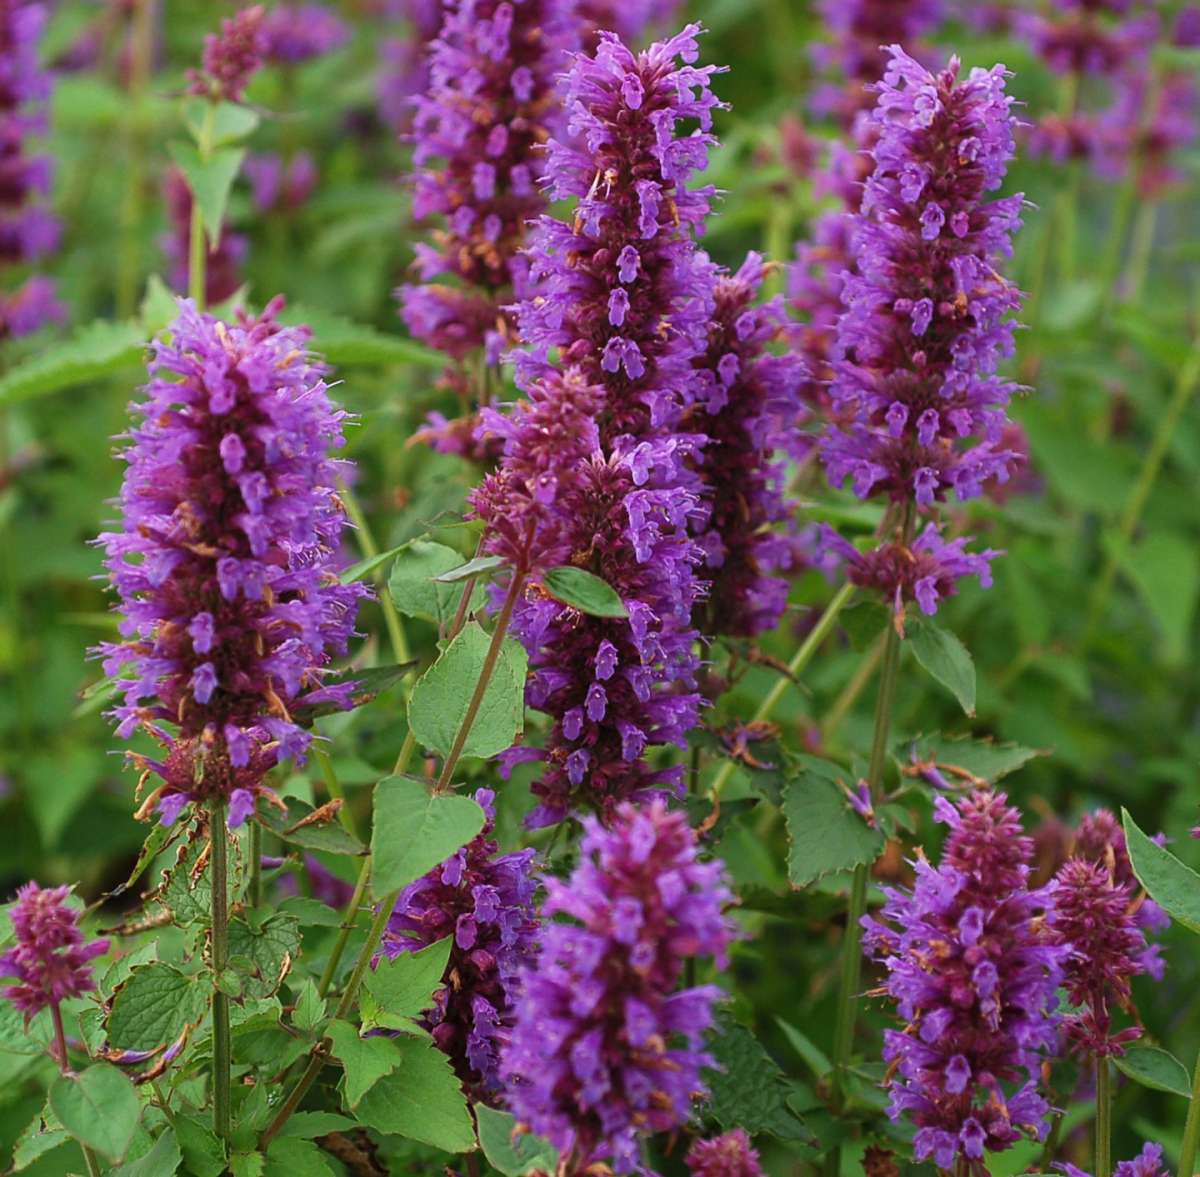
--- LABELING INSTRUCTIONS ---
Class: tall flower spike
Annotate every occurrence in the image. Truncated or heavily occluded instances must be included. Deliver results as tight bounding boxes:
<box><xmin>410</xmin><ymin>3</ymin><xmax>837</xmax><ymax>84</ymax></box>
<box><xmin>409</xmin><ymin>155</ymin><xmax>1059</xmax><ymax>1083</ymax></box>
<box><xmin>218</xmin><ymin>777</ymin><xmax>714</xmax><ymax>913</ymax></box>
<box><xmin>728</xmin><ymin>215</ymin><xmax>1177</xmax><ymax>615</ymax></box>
<box><xmin>687</xmin><ymin>1128</ymin><xmax>766</xmax><ymax>1177</ymax></box>
<box><xmin>379</xmin><ymin>788</ymin><xmax>538</xmax><ymax>1095</ymax></box>
<box><xmin>398</xmin><ymin>0</ymin><xmax>578</xmax><ymax>459</ymax></box>
<box><xmin>97</xmin><ymin>298</ymin><xmax>369</xmax><ymax>827</ymax></box>
<box><xmin>862</xmin><ymin>790</ymin><xmax>1063</xmax><ymax>1173</ymax></box>
<box><xmin>503</xmin><ymin>800</ymin><xmax>736</xmax><ymax>1174</ymax></box>
<box><xmin>497</xmin><ymin>23</ymin><xmax>721</xmax><ymax>828</ymax></box>
<box><xmin>189</xmin><ymin>5</ymin><xmax>267</xmax><ymax>103</ymax></box>
<box><xmin>1</xmin><ymin>883</ymin><xmax>109</xmax><ymax>1023</ymax></box>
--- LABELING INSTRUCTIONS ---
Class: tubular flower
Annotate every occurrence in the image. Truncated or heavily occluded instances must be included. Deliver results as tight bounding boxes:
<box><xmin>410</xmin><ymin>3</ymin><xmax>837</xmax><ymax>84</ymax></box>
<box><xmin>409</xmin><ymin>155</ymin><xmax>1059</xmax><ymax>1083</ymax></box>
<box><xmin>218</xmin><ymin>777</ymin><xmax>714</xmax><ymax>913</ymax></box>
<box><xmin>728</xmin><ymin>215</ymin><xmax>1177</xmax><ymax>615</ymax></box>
<box><xmin>1058</xmin><ymin>1141</ymin><xmax>1171</xmax><ymax>1177</ymax></box>
<box><xmin>692</xmin><ymin>251</ymin><xmax>805</xmax><ymax>638</ymax></box>
<box><xmin>686</xmin><ymin>1128</ymin><xmax>766</xmax><ymax>1177</ymax></box>
<box><xmin>398</xmin><ymin>0</ymin><xmax>577</xmax><ymax>459</ymax></box>
<box><xmin>498</xmin><ymin>23</ymin><xmax>723</xmax><ymax>827</ymax></box>
<box><xmin>97</xmin><ymin>298</ymin><xmax>369</xmax><ymax>827</ymax></box>
<box><xmin>162</xmin><ymin>166</ymin><xmax>247</xmax><ymax>305</ymax></box>
<box><xmin>1</xmin><ymin>883</ymin><xmax>109</xmax><ymax>1023</ymax></box>
<box><xmin>188</xmin><ymin>5</ymin><xmax>267</xmax><ymax>102</ymax></box>
<box><xmin>862</xmin><ymin>791</ymin><xmax>1064</xmax><ymax>1174</ymax></box>
<box><xmin>1053</xmin><ymin>857</ymin><xmax>1150</xmax><ymax>1057</ymax></box>
<box><xmin>379</xmin><ymin>789</ymin><xmax>538</xmax><ymax>1095</ymax></box>
<box><xmin>0</xmin><ymin>0</ymin><xmax>64</xmax><ymax>338</ymax></box>
<box><xmin>502</xmin><ymin>800</ymin><xmax>736</xmax><ymax>1174</ymax></box>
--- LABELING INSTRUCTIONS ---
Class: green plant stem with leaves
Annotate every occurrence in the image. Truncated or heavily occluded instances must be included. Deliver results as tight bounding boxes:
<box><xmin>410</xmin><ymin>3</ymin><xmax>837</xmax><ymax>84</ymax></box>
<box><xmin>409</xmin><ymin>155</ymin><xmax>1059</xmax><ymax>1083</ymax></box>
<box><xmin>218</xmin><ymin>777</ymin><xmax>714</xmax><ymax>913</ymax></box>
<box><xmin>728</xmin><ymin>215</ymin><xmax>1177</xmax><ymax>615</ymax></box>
<box><xmin>209</xmin><ymin>797</ymin><xmax>232</xmax><ymax>1146</ymax></box>
<box><xmin>188</xmin><ymin>104</ymin><xmax>217</xmax><ymax>309</ymax></box>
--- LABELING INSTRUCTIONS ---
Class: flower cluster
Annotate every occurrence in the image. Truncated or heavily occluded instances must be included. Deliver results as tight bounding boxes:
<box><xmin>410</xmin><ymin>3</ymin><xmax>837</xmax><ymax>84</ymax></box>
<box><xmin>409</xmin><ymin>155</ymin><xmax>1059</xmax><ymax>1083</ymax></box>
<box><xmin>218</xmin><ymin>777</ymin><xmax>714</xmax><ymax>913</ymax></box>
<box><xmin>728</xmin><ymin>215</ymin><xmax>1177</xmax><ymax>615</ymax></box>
<box><xmin>97</xmin><ymin>298</ymin><xmax>368</xmax><ymax>826</ymax></box>
<box><xmin>1060</xmin><ymin>1142</ymin><xmax>1171</xmax><ymax>1177</ymax></box>
<box><xmin>693</xmin><ymin>251</ymin><xmax>805</xmax><ymax>637</ymax></box>
<box><xmin>398</xmin><ymin>0</ymin><xmax>577</xmax><ymax>458</ymax></box>
<box><xmin>379</xmin><ymin>788</ymin><xmax>538</xmax><ymax>1094</ymax></box>
<box><xmin>162</xmin><ymin>167</ymin><xmax>247</xmax><ymax>305</ymax></box>
<box><xmin>0</xmin><ymin>882</ymin><xmax>109</xmax><ymax>1022</ymax></box>
<box><xmin>863</xmin><ymin>791</ymin><xmax>1063</xmax><ymax>1172</ymax></box>
<box><xmin>502</xmin><ymin>800</ymin><xmax>735</xmax><ymax>1174</ymax></box>
<box><xmin>686</xmin><ymin>1128</ymin><xmax>766</xmax><ymax>1177</ymax></box>
<box><xmin>188</xmin><ymin>5</ymin><xmax>267</xmax><ymax>103</ymax></box>
<box><xmin>0</xmin><ymin>0</ymin><xmax>64</xmax><ymax>340</ymax></box>
<box><xmin>261</xmin><ymin>3</ymin><xmax>348</xmax><ymax>65</ymax></box>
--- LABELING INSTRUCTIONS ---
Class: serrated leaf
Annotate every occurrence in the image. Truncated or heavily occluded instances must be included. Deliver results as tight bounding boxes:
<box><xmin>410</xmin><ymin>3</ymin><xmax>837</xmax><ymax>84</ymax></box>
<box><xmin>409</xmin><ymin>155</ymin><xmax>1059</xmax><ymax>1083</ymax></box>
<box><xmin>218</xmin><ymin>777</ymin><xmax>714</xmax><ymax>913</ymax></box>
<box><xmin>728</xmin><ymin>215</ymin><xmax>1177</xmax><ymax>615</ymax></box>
<box><xmin>1114</xmin><ymin>1043</ymin><xmax>1192</xmax><ymax>1099</ymax></box>
<box><xmin>327</xmin><ymin>1020</ymin><xmax>405</xmax><ymax>1107</ymax></box>
<box><xmin>0</xmin><ymin>1002</ymin><xmax>54</xmax><ymax>1054</ymax></box>
<box><xmin>897</xmin><ymin>735</ymin><xmax>1044</xmax><ymax>787</ymax></box>
<box><xmin>231</xmin><ymin>1154</ymin><xmax>266</xmax><ymax>1177</ymax></box>
<box><xmin>292</xmin><ymin>979</ymin><xmax>326</xmax><ymax>1033</ymax></box>
<box><xmin>168</xmin><ymin>141</ymin><xmax>245</xmax><ymax>248</ymax></box>
<box><xmin>227</xmin><ymin>914</ymin><xmax>302</xmax><ymax>998</ymax></box>
<box><xmin>361</xmin><ymin>937</ymin><xmax>451</xmax><ymax>1033</ymax></box>
<box><xmin>175</xmin><ymin>1115</ymin><xmax>226</xmax><ymax>1177</ymax></box>
<box><xmin>12</xmin><ymin>1109</ymin><xmax>68</xmax><ymax>1171</ymax></box>
<box><xmin>257</xmin><ymin>797</ymin><xmax>365</xmax><ymax>856</ymax></box>
<box><xmin>1123</xmin><ymin>809</ymin><xmax>1199</xmax><ymax>934</ymax></box>
<box><xmin>264</xmin><ymin>1137</ymin><xmax>336</xmax><ymax>1176</ymax></box>
<box><xmin>782</xmin><ymin>761</ymin><xmax>884</xmax><ymax>887</ymax></box>
<box><xmin>371</xmin><ymin>777</ymin><xmax>486</xmax><ymax>896</ymax></box>
<box><xmin>907</xmin><ymin>616</ymin><xmax>976</xmax><ymax>716</ymax></box>
<box><xmin>107</xmin><ymin>963</ymin><xmax>207</xmax><ymax>1051</ymax></box>
<box><xmin>185</xmin><ymin>98</ymin><xmax>261</xmax><ymax>146</ymax></box>
<box><xmin>542</xmin><ymin>565</ymin><xmax>628</xmax><ymax>618</ymax></box>
<box><xmin>112</xmin><ymin>1128</ymin><xmax>182</xmax><ymax>1177</ymax></box>
<box><xmin>388</xmin><ymin>540</ymin><xmax>473</xmax><ymax>625</ymax></box>
<box><xmin>354</xmin><ymin>1038</ymin><xmax>475</xmax><ymax>1153</ymax></box>
<box><xmin>161</xmin><ymin>832</ymin><xmax>236</xmax><ymax>925</ymax></box>
<box><xmin>408</xmin><ymin>621</ymin><xmax>527</xmax><ymax>760</ymax></box>
<box><xmin>49</xmin><ymin>1064</ymin><xmax>141</xmax><ymax>1162</ymax></box>
<box><xmin>277</xmin><ymin>1112</ymin><xmax>355</xmax><ymax>1140</ymax></box>
<box><xmin>0</xmin><ymin>319</ymin><xmax>145</xmax><ymax>406</ymax></box>
<box><xmin>433</xmin><ymin>554</ymin><xmax>506</xmax><ymax>582</ymax></box>
<box><xmin>475</xmin><ymin>1105</ymin><xmax>558</xmax><ymax>1176</ymax></box>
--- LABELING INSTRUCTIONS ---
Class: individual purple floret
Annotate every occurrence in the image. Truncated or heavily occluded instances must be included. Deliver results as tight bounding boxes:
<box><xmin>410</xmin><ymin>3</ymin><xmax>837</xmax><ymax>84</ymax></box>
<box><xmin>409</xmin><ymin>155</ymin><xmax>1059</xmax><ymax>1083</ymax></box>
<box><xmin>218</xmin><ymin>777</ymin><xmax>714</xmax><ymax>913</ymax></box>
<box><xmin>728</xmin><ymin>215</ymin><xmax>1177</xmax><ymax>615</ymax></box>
<box><xmin>188</xmin><ymin>5</ymin><xmax>267</xmax><ymax>103</ymax></box>
<box><xmin>1059</xmin><ymin>1142</ymin><xmax>1171</xmax><ymax>1177</ymax></box>
<box><xmin>97</xmin><ymin>298</ymin><xmax>369</xmax><ymax>827</ymax></box>
<box><xmin>862</xmin><ymin>790</ymin><xmax>1063</xmax><ymax>1173</ymax></box>
<box><xmin>1</xmin><ymin>882</ymin><xmax>109</xmax><ymax>1024</ymax></box>
<box><xmin>686</xmin><ymin>1128</ymin><xmax>766</xmax><ymax>1177</ymax></box>
<box><xmin>1053</xmin><ymin>857</ymin><xmax>1150</xmax><ymax>1057</ymax></box>
<box><xmin>261</xmin><ymin>3</ymin><xmax>348</xmax><ymax>64</ymax></box>
<box><xmin>693</xmin><ymin>251</ymin><xmax>805</xmax><ymax>638</ymax></box>
<box><xmin>502</xmin><ymin>800</ymin><xmax>735</xmax><ymax>1174</ymax></box>
<box><xmin>379</xmin><ymin>788</ymin><xmax>538</xmax><ymax>1095</ymax></box>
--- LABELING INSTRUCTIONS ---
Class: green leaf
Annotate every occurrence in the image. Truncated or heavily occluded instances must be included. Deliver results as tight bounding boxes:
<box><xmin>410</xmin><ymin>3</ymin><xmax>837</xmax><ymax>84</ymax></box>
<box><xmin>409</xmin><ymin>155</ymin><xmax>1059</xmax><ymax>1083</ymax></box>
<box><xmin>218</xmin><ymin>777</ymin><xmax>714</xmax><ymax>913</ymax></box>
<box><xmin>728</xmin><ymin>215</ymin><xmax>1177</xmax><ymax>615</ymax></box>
<box><xmin>371</xmin><ymin>777</ymin><xmax>487</xmax><ymax>895</ymax></box>
<box><xmin>107</xmin><ymin>963</ymin><xmax>207</xmax><ymax>1051</ymax></box>
<box><xmin>388</xmin><ymin>540</ymin><xmax>473</xmax><ymax>626</ymax></box>
<box><xmin>782</xmin><ymin>760</ymin><xmax>884</xmax><ymax>887</ymax></box>
<box><xmin>292</xmin><ymin>979</ymin><xmax>327</xmax><ymax>1033</ymax></box>
<box><xmin>278</xmin><ymin>1112</ymin><xmax>355</xmax><ymax>1140</ymax></box>
<box><xmin>1114</xmin><ymin>1043</ymin><xmax>1192</xmax><ymax>1099</ymax></box>
<box><xmin>257</xmin><ymin>796</ymin><xmax>365</xmax><ymax>856</ymax></box>
<box><xmin>775</xmin><ymin>1016</ymin><xmax>832</xmax><ymax>1081</ymax></box>
<box><xmin>475</xmin><ymin>1106</ymin><xmax>558</xmax><ymax>1176</ymax></box>
<box><xmin>1123</xmin><ymin>808</ymin><xmax>1200</xmax><ymax>934</ymax></box>
<box><xmin>168</xmin><ymin>141</ymin><xmax>246</xmax><ymax>248</ymax></box>
<box><xmin>907</xmin><ymin>616</ymin><xmax>976</xmax><ymax>716</ymax></box>
<box><xmin>279</xmin><ymin>896</ymin><xmax>345</xmax><ymax>927</ymax></box>
<box><xmin>0</xmin><ymin>319</ymin><xmax>145</xmax><ymax>406</ymax></box>
<box><xmin>1103</xmin><ymin>531</ymin><xmax>1200</xmax><ymax>666</ymax></box>
<box><xmin>227</xmin><ymin>914</ymin><xmax>303</xmax><ymax>998</ymax></box>
<box><xmin>175</xmin><ymin>1114</ymin><xmax>227</xmax><ymax>1177</ymax></box>
<box><xmin>139</xmin><ymin>273</ymin><xmax>181</xmax><ymax>335</ymax></box>
<box><xmin>12</xmin><ymin>1108</ymin><xmax>68</xmax><ymax>1171</ymax></box>
<box><xmin>354</xmin><ymin>1038</ymin><xmax>475</xmax><ymax>1153</ymax></box>
<box><xmin>541</xmin><ymin>565</ymin><xmax>628</xmax><ymax>618</ymax></box>
<box><xmin>185</xmin><ymin>98</ymin><xmax>261</xmax><ymax>146</ymax></box>
<box><xmin>408</xmin><ymin>621</ymin><xmax>528</xmax><ymax>760</ymax></box>
<box><xmin>264</xmin><ymin>1137</ymin><xmax>336</xmax><ymax>1176</ymax></box>
<box><xmin>278</xmin><ymin>303</ymin><xmax>445</xmax><ymax>368</ymax></box>
<box><xmin>896</xmin><ymin>735</ymin><xmax>1045</xmax><ymax>787</ymax></box>
<box><xmin>361</xmin><ymin>937</ymin><xmax>451</xmax><ymax>1034</ymax></box>
<box><xmin>112</xmin><ymin>1128</ymin><xmax>182</xmax><ymax>1177</ymax></box>
<box><xmin>341</xmin><ymin>543</ymin><xmax>410</xmax><ymax>585</ymax></box>
<box><xmin>327</xmin><ymin>1020</ymin><xmax>404</xmax><ymax>1107</ymax></box>
<box><xmin>293</xmin><ymin>662</ymin><xmax>417</xmax><ymax>723</ymax></box>
<box><xmin>161</xmin><ymin>833</ymin><xmax>235</xmax><ymax>925</ymax></box>
<box><xmin>839</xmin><ymin>598</ymin><xmax>888</xmax><ymax>652</ymax></box>
<box><xmin>433</xmin><ymin>554</ymin><xmax>506</xmax><ymax>583</ymax></box>
<box><xmin>49</xmin><ymin>1064</ymin><xmax>141</xmax><ymax>1162</ymax></box>
<box><xmin>231</xmin><ymin>1154</ymin><xmax>266</xmax><ymax>1177</ymax></box>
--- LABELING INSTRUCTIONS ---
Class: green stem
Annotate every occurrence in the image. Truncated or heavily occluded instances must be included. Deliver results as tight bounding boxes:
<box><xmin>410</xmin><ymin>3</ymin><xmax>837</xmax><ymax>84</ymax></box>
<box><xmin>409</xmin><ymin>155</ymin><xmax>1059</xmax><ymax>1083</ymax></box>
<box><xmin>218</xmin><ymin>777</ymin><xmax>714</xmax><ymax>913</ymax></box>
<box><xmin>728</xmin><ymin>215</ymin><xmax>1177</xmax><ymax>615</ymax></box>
<box><xmin>317</xmin><ymin>858</ymin><xmax>370</xmax><ymax>999</ymax></box>
<box><xmin>51</xmin><ymin>1006</ymin><xmax>105</xmax><ymax>1175</ymax></box>
<box><xmin>248</xmin><ymin>820</ymin><xmax>262</xmax><ymax>909</ymax></box>
<box><xmin>209</xmin><ymin>800</ymin><xmax>232</xmax><ymax>1145</ymax></box>
<box><xmin>188</xmin><ymin>103</ymin><xmax>217</xmax><ymax>309</ymax></box>
<box><xmin>821</xmin><ymin>631</ymin><xmax>884</xmax><ymax>743</ymax></box>
<box><xmin>313</xmin><ymin>743</ymin><xmax>358</xmax><ymax>838</ymax></box>
<box><xmin>1121</xmin><ymin>200</ymin><xmax>1158</xmax><ymax>307</ymax></box>
<box><xmin>1177</xmin><ymin>1040</ymin><xmax>1200</xmax><ymax>1177</ymax></box>
<box><xmin>1097</xmin><ymin>1056</ymin><xmax>1112</xmax><ymax>1177</ymax></box>
<box><xmin>339</xmin><ymin>480</ymin><xmax>410</xmax><ymax>665</ymax></box>
<box><xmin>709</xmin><ymin>580</ymin><xmax>856</xmax><ymax>798</ymax></box>
<box><xmin>1084</xmin><ymin>336</ymin><xmax>1200</xmax><ymax>642</ymax></box>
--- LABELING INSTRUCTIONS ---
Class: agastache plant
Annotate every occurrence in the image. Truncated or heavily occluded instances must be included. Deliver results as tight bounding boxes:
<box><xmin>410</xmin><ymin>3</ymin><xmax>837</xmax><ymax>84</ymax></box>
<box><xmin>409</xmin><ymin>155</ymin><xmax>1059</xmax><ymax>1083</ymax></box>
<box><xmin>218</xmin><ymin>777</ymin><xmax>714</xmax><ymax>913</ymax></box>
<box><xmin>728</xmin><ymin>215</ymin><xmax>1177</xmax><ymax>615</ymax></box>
<box><xmin>686</xmin><ymin>1128</ymin><xmax>767</xmax><ymax>1176</ymax></box>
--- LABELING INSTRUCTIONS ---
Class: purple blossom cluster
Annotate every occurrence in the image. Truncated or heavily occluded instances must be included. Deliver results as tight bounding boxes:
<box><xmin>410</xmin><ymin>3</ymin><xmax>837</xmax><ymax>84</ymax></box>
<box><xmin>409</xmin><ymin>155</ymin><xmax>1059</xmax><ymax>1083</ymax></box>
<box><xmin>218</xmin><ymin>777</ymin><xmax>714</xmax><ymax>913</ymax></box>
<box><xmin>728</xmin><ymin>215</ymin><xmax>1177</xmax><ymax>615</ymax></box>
<box><xmin>188</xmin><ymin>5</ymin><xmax>267</xmax><ymax>103</ymax></box>
<box><xmin>260</xmin><ymin>3</ymin><xmax>348</xmax><ymax>65</ymax></box>
<box><xmin>686</xmin><ymin>1128</ymin><xmax>766</xmax><ymax>1176</ymax></box>
<box><xmin>495</xmin><ymin>23</ymin><xmax>722</xmax><ymax>827</ymax></box>
<box><xmin>1060</xmin><ymin>1142</ymin><xmax>1171</xmax><ymax>1177</ymax></box>
<box><xmin>0</xmin><ymin>0</ymin><xmax>64</xmax><ymax>340</ymax></box>
<box><xmin>97</xmin><ymin>298</ymin><xmax>368</xmax><ymax>826</ymax></box>
<box><xmin>502</xmin><ymin>800</ymin><xmax>735</xmax><ymax>1174</ymax></box>
<box><xmin>1</xmin><ymin>882</ymin><xmax>109</xmax><ymax>1023</ymax></box>
<box><xmin>863</xmin><ymin>791</ymin><xmax>1064</xmax><ymax>1173</ymax></box>
<box><xmin>379</xmin><ymin>788</ymin><xmax>538</xmax><ymax>1094</ymax></box>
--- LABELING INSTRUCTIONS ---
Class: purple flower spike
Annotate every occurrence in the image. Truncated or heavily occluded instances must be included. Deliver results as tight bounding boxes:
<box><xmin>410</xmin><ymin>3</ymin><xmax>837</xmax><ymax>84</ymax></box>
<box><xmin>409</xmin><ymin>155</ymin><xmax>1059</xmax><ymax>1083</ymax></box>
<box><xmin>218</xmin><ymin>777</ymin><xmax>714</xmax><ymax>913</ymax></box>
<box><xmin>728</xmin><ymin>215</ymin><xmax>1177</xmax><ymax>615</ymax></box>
<box><xmin>687</xmin><ymin>1128</ymin><xmax>766</xmax><ymax>1176</ymax></box>
<box><xmin>503</xmin><ymin>800</ymin><xmax>735</xmax><ymax>1175</ymax></box>
<box><xmin>1056</xmin><ymin>1141</ymin><xmax>1171</xmax><ymax>1177</ymax></box>
<box><xmin>863</xmin><ymin>791</ymin><xmax>1063</xmax><ymax>1173</ymax></box>
<box><xmin>1</xmin><ymin>883</ymin><xmax>109</xmax><ymax>1023</ymax></box>
<box><xmin>189</xmin><ymin>6</ymin><xmax>267</xmax><ymax>103</ymax></box>
<box><xmin>97</xmin><ymin>298</ymin><xmax>369</xmax><ymax>825</ymax></box>
<box><xmin>261</xmin><ymin>4</ymin><xmax>348</xmax><ymax>64</ymax></box>
<box><xmin>380</xmin><ymin>789</ymin><xmax>538</xmax><ymax>1095</ymax></box>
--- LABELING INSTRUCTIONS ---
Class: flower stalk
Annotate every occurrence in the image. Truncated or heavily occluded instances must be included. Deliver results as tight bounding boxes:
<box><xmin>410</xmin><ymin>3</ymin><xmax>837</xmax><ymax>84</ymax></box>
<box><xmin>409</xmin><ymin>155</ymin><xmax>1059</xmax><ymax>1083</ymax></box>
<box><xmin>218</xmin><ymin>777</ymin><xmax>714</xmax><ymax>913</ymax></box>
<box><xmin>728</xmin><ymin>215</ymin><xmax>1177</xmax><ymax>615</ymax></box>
<box><xmin>209</xmin><ymin>798</ymin><xmax>232</xmax><ymax>1144</ymax></box>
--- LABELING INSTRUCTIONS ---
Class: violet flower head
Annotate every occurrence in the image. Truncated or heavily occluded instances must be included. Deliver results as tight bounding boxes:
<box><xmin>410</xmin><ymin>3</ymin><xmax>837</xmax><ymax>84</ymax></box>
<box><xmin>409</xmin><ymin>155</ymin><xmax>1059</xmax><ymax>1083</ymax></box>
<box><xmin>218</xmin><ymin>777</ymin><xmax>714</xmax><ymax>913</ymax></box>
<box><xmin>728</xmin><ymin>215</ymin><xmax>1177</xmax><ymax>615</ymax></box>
<box><xmin>162</xmin><ymin>166</ymin><xmax>247</xmax><ymax>305</ymax></box>
<box><xmin>687</xmin><ymin>1128</ymin><xmax>766</xmax><ymax>1177</ymax></box>
<box><xmin>862</xmin><ymin>790</ymin><xmax>1063</xmax><ymax>1173</ymax></box>
<box><xmin>693</xmin><ymin>251</ymin><xmax>805</xmax><ymax>638</ymax></box>
<box><xmin>189</xmin><ymin>5</ymin><xmax>267</xmax><ymax>103</ymax></box>
<box><xmin>260</xmin><ymin>4</ymin><xmax>348</xmax><ymax>64</ymax></box>
<box><xmin>502</xmin><ymin>800</ymin><xmax>735</xmax><ymax>1174</ymax></box>
<box><xmin>97</xmin><ymin>298</ymin><xmax>369</xmax><ymax>827</ymax></box>
<box><xmin>1</xmin><ymin>883</ymin><xmax>109</xmax><ymax>1023</ymax></box>
<box><xmin>1057</xmin><ymin>1141</ymin><xmax>1171</xmax><ymax>1177</ymax></box>
<box><xmin>380</xmin><ymin>788</ymin><xmax>538</xmax><ymax>1095</ymax></box>
<box><xmin>1053</xmin><ymin>857</ymin><xmax>1149</xmax><ymax>1057</ymax></box>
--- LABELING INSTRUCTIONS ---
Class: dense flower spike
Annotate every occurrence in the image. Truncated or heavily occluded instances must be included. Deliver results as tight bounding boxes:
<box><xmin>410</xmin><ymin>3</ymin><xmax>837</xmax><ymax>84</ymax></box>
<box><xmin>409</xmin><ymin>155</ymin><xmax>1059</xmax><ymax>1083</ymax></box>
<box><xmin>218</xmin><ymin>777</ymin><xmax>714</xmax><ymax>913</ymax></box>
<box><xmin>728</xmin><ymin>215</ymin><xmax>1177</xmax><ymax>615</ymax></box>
<box><xmin>97</xmin><ymin>298</ymin><xmax>369</xmax><ymax>825</ymax></box>
<box><xmin>693</xmin><ymin>251</ymin><xmax>805</xmax><ymax>637</ymax></box>
<box><xmin>503</xmin><ymin>801</ymin><xmax>735</xmax><ymax>1173</ymax></box>
<box><xmin>862</xmin><ymin>791</ymin><xmax>1063</xmax><ymax>1173</ymax></box>
<box><xmin>686</xmin><ymin>1128</ymin><xmax>766</xmax><ymax>1177</ymax></box>
<box><xmin>500</xmin><ymin>23</ymin><xmax>722</xmax><ymax>826</ymax></box>
<box><xmin>0</xmin><ymin>0</ymin><xmax>64</xmax><ymax>339</ymax></box>
<box><xmin>260</xmin><ymin>3</ymin><xmax>348</xmax><ymax>64</ymax></box>
<box><xmin>188</xmin><ymin>5</ymin><xmax>267</xmax><ymax>103</ymax></box>
<box><xmin>1059</xmin><ymin>1142</ymin><xmax>1171</xmax><ymax>1177</ymax></box>
<box><xmin>379</xmin><ymin>789</ymin><xmax>538</xmax><ymax>1094</ymax></box>
<box><xmin>162</xmin><ymin>167</ymin><xmax>246</xmax><ymax>305</ymax></box>
<box><xmin>1053</xmin><ymin>857</ymin><xmax>1149</xmax><ymax>1056</ymax></box>
<box><xmin>0</xmin><ymin>883</ymin><xmax>109</xmax><ymax>1022</ymax></box>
